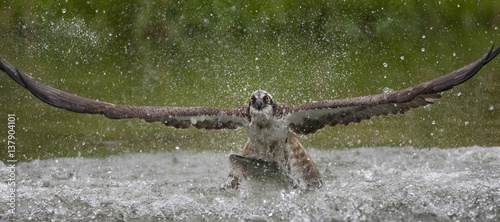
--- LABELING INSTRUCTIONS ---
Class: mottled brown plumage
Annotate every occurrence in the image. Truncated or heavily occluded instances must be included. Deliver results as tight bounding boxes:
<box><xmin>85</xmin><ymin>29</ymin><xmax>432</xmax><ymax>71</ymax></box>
<box><xmin>1</xmin><ymin>46</ymin><xmax>499</xmax><ymax>190</ymax></box>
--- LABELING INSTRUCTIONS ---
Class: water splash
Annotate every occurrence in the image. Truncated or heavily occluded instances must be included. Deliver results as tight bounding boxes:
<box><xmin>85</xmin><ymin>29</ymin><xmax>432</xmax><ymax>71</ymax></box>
<box><xmin>1</xmin><ymin>147</ymin><xmax>499</xmax><ymax>221</ymax></box>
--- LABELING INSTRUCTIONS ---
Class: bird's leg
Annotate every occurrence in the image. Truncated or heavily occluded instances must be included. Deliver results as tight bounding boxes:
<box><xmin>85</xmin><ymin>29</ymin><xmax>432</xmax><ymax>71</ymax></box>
<box><xmin>223</xmin><ymin>139</ymin><xmax>254</xmax><ymax>189</ymax></box>
<box><xmin>284</xmin><ymin>133</ymin><xmax>323</xmax><ymax>190</ymax></box>
<box><xmin>223</xmin><ymin>168</ymin><xmax>242</xmax><ymax>189</ymax></box>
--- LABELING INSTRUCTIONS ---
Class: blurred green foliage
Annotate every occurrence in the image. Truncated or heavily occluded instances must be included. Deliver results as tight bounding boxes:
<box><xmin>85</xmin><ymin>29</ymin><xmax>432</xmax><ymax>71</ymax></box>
<box><xmin>1</xmin><ymin>0</ymin><xmax>499</xmax><ymax>160</ymax></box>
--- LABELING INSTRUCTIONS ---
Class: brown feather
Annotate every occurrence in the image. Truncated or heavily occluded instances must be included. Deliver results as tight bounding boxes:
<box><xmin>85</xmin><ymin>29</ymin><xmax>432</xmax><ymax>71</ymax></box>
<box><xmin>0</xmin><ymin>61</ymin><xmax>250</xmax><ymax>130</ymax></box>
<box><xmin>282</xmin><ymin>46</ymin><xmax>500</xmax><ymax>134</ymax></box>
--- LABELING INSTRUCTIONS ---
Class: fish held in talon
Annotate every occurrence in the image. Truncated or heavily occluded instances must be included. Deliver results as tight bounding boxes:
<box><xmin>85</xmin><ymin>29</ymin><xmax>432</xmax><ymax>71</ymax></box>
<box><xmin>1</xmin><ymin>45</ymin><xmax>499</xmax><ymax>190</ymax></box>
<box><xmin>229</xmin><ymin>154</ymin><xmax>295</xmax><ymax>189</ymax></box>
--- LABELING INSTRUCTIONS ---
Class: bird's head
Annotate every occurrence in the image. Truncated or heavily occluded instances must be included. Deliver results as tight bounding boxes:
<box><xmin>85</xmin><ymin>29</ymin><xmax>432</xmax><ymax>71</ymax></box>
<box><xmin>248</xmin><ymin>90</ymin><xmax>274</xmax><ymax>126</ymax></box>
<box><xmin>249</xmin><ymin>90</ymin><xmax>274</xmax><ymax>111</ymax></box>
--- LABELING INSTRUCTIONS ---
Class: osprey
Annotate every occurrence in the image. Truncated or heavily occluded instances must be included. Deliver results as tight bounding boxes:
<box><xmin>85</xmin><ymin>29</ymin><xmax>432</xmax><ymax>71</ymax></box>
<box><xmin>1</xmin><ymin>46</ymin><xmax>499</xmax><ymax>190</ymax></box>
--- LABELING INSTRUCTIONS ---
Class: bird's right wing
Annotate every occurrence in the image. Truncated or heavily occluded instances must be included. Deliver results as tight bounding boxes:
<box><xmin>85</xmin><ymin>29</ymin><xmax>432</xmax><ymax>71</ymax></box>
<box><xmin>0</xmin><ymin>61</ymin><xmax>250</xmax><ymax>130</ymax></box>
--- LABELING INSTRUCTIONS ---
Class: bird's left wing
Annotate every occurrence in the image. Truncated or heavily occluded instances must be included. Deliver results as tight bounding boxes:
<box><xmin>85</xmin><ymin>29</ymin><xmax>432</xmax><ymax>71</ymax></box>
<box><xmin>0</xmin><ymin>61</ymin><xmax>249</xmax><ymax>130</ymax></box>
<box><xmin>281</xmin><ymin>45</ymin><xmax>500</xmax><ymax>134</ymax></box>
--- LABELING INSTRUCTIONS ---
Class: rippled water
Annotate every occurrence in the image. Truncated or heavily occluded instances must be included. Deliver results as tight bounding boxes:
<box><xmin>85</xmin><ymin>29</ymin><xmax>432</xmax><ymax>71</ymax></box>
<box><xmin>1</xmin><ymin>146</ymin><xmax>499</xmax><ymax>221</ymax></box>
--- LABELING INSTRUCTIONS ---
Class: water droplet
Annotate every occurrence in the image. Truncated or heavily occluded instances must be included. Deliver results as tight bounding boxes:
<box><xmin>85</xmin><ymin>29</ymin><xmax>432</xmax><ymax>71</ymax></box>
<box><xmin>383</xmin><ymin>87</ymin><xmax>393</xmax><ymax>93</ymax></box>
<box><xmin>62</xmin><ymin>9</ymin><xmax>67</xmax><ymax>13</ymax></box>
<box><xmin>175</xmin><ymin>146</ymin><xmax>180</xmax><ymax>150</ymax></box>
<box><xmin>452</xmin><ymin>52</ymin><xmax>456</xmax><ymax>57</ymax></box>
<box><xmin>489</xmin><ymin>105</ymin><xmax>494</xmax><ymax>111</ymax></box>
<box><xmin>421</xmin><ymin>48</ymin><xmax>425</xmax><ymax>52</ymax></box>
<box><xmin>422</xmin><ymin>35</ymin><xmax>426</xmax><ymax>39</ymax></box>
<box><xmin>383</xmin><ymin>62</ymin><xmax>388</xmax><ymax>67</ymax></box>
<box><xmin>400</xmin><ymin>56</ymin><xmax>405</xmax><ymax>60</ymax></box>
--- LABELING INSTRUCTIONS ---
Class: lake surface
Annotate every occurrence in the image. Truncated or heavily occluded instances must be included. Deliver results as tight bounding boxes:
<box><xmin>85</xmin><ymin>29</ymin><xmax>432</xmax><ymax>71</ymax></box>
<box><xmin>2</xmin><ymin>146</ymin><xmax>499</xmax><ymax>221</ymax></box>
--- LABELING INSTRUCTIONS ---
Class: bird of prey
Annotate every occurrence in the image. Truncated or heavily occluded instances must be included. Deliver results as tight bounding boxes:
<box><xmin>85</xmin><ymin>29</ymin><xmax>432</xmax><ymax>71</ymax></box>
<box><xmin>1</xmin><ymin>46</ymin><xmax>499</xmax><ymax>190</ymax></box>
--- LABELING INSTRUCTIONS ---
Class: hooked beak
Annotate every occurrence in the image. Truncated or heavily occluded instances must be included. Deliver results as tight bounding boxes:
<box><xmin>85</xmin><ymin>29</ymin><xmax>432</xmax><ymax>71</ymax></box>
<box><xmin>254</xmin><ymin>100</ymin><xmax>266</xmax><ymax>110</ymax></box>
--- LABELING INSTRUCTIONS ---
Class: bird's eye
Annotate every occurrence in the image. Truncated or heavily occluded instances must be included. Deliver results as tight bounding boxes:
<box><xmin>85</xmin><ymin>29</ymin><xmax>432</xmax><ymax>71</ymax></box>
<box><xmin>250</xmin><ymin>97</ymin><xmax>254</xmax><ymax>102</ymax></box>
<box><xmin>265</xmin><ymin>96</ymin><xmax>270</xmax><ymax>102</ymax></box>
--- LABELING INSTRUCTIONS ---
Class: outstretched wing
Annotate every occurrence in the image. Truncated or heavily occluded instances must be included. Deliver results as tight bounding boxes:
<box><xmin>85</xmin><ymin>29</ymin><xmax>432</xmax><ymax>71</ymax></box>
<box><xmin>0</xmin><ymin>61</ymin><xmax>249</xmax><ymax>130</ymax></box>
<box><xmin>282</xmin><ymin>46</ymin><xmax>500</xmax><ymax>134</ymax></box>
